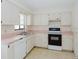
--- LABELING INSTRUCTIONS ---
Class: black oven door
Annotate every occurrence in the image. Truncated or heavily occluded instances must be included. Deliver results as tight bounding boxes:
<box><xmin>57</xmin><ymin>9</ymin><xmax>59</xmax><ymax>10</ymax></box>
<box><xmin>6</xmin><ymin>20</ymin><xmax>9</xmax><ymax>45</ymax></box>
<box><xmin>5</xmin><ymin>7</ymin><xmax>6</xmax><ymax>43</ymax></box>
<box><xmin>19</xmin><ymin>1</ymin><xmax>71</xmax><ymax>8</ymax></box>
<box><xmin>48</xmin><ymin>34</ymin><xmax>62</xmax><ymax>46</ymax></box>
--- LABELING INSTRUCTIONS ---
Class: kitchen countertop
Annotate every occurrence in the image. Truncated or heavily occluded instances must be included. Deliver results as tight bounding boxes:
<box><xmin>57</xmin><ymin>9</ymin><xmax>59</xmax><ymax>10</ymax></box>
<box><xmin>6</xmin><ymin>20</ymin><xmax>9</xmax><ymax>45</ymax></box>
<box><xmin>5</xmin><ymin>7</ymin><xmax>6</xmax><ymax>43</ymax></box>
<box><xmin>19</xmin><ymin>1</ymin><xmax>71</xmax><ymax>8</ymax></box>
<box><xmin>1</xmin><ymin>33</ymin><xmax>33</xmax><ymax>45</ymax></box>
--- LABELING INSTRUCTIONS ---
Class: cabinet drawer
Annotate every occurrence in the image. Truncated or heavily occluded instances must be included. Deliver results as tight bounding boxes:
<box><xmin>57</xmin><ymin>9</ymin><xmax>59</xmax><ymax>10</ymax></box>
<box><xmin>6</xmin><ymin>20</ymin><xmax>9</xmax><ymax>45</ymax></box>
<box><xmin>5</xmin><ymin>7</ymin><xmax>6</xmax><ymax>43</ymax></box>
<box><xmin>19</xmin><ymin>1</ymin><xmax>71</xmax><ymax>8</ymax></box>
<box><xmin>62</xmin><ymin>38</ymin><xmax>73</xmax><ymax>50</ymax></box>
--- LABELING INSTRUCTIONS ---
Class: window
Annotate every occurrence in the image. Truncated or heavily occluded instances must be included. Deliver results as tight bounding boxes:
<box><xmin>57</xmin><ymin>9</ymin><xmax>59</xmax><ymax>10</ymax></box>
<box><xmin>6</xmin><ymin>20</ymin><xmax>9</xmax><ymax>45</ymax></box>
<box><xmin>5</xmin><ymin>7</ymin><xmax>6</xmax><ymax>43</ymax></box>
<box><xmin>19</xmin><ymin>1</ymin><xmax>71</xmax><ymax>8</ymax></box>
<box><xmin>14</xmin><ymin>14</ymin><xmax>26</xmax><ymax>30</ymax></box>
<box><xmin>20</xmin><ymin>14</ymin><xmax>25</xmax><ymax>25</ymax></box>
<box><xmin>14</xmin><ymin>25</ymin><xmax>19</xmax><ymax>30</ymax></box>
<box><xmin>19</xmin><ymin>14</ymin><xmax>25</xmax><ymax>29</ymax></box>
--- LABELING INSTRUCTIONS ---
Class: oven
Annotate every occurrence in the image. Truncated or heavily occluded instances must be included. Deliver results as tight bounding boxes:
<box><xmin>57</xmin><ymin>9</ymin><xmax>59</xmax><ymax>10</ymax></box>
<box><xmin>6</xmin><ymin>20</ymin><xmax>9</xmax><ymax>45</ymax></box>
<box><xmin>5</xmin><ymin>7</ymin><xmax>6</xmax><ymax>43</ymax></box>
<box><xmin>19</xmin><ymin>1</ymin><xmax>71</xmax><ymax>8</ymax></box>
<box><xmin>48</xmin><ymin>28</ymin><xmax>62</xmax><ymax>50</ymax></box>
<box><xmin>48</xmin><ymin>34</ymin><xmax>62</xmax><ymax>46</ymax></box>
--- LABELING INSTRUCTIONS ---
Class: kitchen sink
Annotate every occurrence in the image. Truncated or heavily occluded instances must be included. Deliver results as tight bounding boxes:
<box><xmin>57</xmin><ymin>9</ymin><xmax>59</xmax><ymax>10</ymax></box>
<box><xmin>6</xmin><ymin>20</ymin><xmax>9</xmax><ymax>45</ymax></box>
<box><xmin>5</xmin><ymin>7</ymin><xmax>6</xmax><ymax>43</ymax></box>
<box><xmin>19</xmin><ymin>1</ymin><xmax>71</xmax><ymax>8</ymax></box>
<box><xmin>17</xmin><ymin>32</ymin><xmax>31</xmax><ymax>35</ymax></box>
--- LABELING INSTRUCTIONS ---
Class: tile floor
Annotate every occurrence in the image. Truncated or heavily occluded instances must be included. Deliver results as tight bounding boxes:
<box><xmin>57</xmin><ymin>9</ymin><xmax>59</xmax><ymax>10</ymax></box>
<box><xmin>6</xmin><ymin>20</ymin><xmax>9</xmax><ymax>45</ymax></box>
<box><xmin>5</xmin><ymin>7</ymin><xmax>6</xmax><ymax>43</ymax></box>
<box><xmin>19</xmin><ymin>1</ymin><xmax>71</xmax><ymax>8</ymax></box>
<box><xmin>25</xmin><ymin>47</ymin><xmax>75</xmax><ymax>59</ymax></box>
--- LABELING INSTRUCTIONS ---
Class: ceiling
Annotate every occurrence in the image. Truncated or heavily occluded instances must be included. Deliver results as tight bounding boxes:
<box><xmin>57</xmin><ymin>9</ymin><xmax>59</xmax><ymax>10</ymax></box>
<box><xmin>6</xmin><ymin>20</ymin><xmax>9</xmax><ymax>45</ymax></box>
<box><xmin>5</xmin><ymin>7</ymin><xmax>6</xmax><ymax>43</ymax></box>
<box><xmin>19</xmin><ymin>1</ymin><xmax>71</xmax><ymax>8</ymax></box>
<box><xmin>14</xmin><ymin>0</ymin><xmax>75</xmax><ymax>11</ymax></box>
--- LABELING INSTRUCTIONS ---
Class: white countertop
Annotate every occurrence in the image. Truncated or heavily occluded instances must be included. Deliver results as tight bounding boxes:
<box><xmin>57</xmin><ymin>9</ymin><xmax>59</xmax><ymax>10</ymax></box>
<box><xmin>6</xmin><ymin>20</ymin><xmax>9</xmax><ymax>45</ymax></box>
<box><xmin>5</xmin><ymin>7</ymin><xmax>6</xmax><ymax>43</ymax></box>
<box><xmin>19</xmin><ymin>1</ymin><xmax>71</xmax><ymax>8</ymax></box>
<box><xmin>1</xmin><ymin>33</ymin><xmax>33</xmax><ymax>45</ymax></box>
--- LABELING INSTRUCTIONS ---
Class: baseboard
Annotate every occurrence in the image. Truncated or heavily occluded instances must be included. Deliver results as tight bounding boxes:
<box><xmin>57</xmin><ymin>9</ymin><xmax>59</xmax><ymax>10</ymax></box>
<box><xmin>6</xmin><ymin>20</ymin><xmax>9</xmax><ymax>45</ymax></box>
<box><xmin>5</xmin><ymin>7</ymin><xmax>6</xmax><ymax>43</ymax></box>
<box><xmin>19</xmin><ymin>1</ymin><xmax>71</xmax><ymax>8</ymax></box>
<box><xmin>34</xmin><ymin>46</ymin><xmax>48</xmax><ymax>49</ymax></box>
<box><xmin>74</xmin><ymin>54</ymin><xmax>78</xmax><ymax>59</ymax></box>
<box><xmin>24</xmin><ymin>46</ymin><xmax>35</xmax><ymax>59</ymax></box>
<box><xmin>74</xmin><ymin>56</ymin><xmax>78</xmax><ymax>59</ymax></box>
<box><xmin>62</xmin><ymin>50</ymin><xmax>74</xmax><ymax>52</ymax></box>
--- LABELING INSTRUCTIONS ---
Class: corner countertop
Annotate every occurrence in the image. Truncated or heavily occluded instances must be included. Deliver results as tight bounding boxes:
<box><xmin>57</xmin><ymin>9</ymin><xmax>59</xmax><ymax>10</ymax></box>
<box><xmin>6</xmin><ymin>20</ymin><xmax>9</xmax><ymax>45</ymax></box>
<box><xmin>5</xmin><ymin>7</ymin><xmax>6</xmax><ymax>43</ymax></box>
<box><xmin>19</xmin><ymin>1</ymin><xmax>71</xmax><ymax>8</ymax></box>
<box><xmin>2</xmin><ymin>35</ymin><xmax>26</xmax><ymax>45</ymax></box>
<box><xmin>1</xmin><ymin>32</ymin><xmax>33</xmax><ymax>45</ymax></box>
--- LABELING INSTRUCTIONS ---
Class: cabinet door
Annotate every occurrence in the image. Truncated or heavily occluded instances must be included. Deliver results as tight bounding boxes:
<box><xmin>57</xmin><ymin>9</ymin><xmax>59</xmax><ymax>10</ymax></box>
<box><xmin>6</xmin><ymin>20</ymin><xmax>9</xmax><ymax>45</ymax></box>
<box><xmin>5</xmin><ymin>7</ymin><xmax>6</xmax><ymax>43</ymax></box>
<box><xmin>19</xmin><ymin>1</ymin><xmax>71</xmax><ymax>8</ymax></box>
<box><xmin>33</xmin><ymin>14</ymin><xmax>48</xmax><ymax>25</ymax></box>
<box><xmin>35</xmin><ymin>34</ymin><xmax>48</xmax><ymax>48</ymax></box>
<box><xmin>40</xmin><ymin>14</ymin><xmax>48</xmax><ymax>25</ymax></box>
<box><xmin>33</xmin><ymin>14</ymin><xmax>41</xmax><ymax>25</ymax></box>
<box><xmin>14</xmin><ymin>38</ymin><xmax>26</xmax><ymax>59</ymax></box>
<box><xmin>27</xmin><ymin>38</ymin><xmax>31</xmax><ymax>53</ymax></box>
<box><xmin>2</xmin><ymin>43</ymin><xmax>14</xmax><ymax>59</ymax></box>
<box><xmin>7</xmin><ymin>44</ymin><xmax>14</xmax><ymax>59</ymax></box>
<box><xmin>27</xmin><ymin>36</ymin><xmax>34</xmax><ymax>53</ymax></box>
<box><xmin>1</xmin><ymin>0</ymin><xmax>7</xmax><ymax>24</ymax></box>
<box><xmin>61</xmin><ymin>12</ymin><xmax>72</xmax><ymax>25</ymax></box>
<box><xmin>41</xmin><ymin>34</ymin><xmax>48</xmax><ymax>48</ymax></box>
<box><xmin>1</xmin><ymin>0</ymin><xmax>19</xmax><ymax>25</ymax></box>
<box><xmin>62</xmin><ymin>35</ymin><xmax>73</xmax><ymax>50</ymax></box>
<box><xmin>34</xmin><ymin>34</ymin><xmax>42</xmax><ymax>47</ymax></box>
<box><xmin>1</xmin><ymin>44</ymin><xmax>9</xmax><ymax>59</ymax></box>
<box><xmin>26</xmin><ymin>15</ymin><xmax>32</xmax><ymax>25</ymax></box>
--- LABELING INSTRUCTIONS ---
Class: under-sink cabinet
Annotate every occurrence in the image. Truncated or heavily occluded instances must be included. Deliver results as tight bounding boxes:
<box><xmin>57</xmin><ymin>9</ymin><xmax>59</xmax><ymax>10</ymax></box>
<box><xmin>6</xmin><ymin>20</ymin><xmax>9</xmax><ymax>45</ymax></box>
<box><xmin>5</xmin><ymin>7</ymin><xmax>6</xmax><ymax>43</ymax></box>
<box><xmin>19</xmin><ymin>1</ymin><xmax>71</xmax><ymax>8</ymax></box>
<box><xmin>2</xmin><ymin>35</ymin><xmax>35</xmax><ymax>59</ymax></box>
<box><xmin>2</xmin><ymin>37</ymin><xmax>27</xmax><ymax>59</ymax></box>
<box><xmin>13</xmin><ymin>37</ymin><xmax>27</xmax><ymax>59</ymax></box>
<box><xmin>2</xmin><ymin>42</ymin><xmax>14</xmax><ymax>59</ymax></box>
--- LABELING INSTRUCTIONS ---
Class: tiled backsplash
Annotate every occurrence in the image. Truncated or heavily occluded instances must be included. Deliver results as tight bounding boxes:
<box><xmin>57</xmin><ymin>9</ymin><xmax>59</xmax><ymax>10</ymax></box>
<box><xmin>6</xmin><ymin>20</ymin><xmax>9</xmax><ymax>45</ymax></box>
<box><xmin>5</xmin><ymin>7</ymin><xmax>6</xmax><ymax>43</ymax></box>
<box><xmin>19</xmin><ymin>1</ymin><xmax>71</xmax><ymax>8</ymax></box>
<box><xmin>1</xmin><ymin>25</ymin><xmax>26</xmax><ymax>35</ymax></box>
<box><xmin>27</xmin><ymin>25</ymin><xmax>48</xmax><ymax>33</ymax></box>
<box><xmin>1</xmin><ymin>25</ymin><xmax>73</xmax><ymax>35</ymax></box>
<box><xmin>27</xmin><ymin>25</ymin><xmax>73</xmax><ymax>36</ymax></box>
<box><xmin>61</xmin><ymin>25</ymin><xmax>72</xmax><ymax>31</ymax></box>
<box><xmin>1</xmin><ymin>25</ymin><xmax>15</xmax><ymax>34</ymax></box>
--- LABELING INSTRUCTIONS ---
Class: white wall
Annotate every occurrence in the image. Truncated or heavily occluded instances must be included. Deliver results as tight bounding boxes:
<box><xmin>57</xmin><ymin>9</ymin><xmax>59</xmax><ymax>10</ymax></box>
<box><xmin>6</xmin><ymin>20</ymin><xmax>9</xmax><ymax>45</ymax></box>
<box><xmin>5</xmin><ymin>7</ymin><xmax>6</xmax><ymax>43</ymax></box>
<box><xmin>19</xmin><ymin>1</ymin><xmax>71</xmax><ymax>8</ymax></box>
<box><xmin>72</xmin><ymin>1</ymin><xmax>78</xmax><ymax>58</ymax></box>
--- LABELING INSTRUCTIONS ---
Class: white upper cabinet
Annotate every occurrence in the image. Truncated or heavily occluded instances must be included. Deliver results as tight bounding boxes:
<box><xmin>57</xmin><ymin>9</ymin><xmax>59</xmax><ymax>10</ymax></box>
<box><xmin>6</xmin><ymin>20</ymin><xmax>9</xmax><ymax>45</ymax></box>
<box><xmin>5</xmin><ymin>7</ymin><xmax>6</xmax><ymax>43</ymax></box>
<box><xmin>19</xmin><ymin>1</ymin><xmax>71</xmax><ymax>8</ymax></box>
<box><xmin>1</xmin><ymin>0</ymin><xmax>32</xmax><ymax>25</ymax></box>
<box><xmin>33</xmin><ymin>14</ymin><xmax>41</xmax><ymax>25</ymax></box>
<box><xmin>60</xmin><ymin>12</ymin><xmax>72</xmax><ymax>25</ymax></box>
<box><xmin>48</xmin><ymin>12</ymin><xmax>72</xmax><ymax>25</ymax></box>
<box><xmin>40</xmin><ymin>14</ymin><xmax>48</xmax><ymax>25</ymax></box>
<box><xmin>32</xmin><ymin>12</ymin><xmax>72</xmax><ymax>26</ymax></box>
<box><xmin>26</xmin><ymin>15</ymin><xmax>32</xmax><ymax>25</ymax></box>
<box><xmin>1</xmin><ymin>0</ymin><xmax>20</xmax><ymax>25</ymax></box>
<box><xmin>33</xmin><ymin>14</ymin><xmax>48</xmax><ymax>25</ymax></box>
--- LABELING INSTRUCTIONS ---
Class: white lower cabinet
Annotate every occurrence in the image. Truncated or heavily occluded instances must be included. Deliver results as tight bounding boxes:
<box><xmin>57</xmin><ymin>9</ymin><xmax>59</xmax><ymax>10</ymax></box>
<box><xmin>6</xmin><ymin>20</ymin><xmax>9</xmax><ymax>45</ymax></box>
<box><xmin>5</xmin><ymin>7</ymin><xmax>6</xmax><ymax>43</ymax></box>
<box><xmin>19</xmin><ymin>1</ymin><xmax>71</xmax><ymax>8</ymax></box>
<box><xmin>14</xmin><ymin>37</ymin><xmax>27</xmax><ymax>59</ymax></box>
<box><xmin>34</xmin><ymin>33</ymin><xmax>73</xmax><ymax>51</ymax></box>
<box><xmin>1</xmin><ymin>43</ymin><xmax>14</xmax><ymax>59</ymax></box>
<box><xmin>8</xmin><ymin>43</ymin><xmax>15</xmax><ymax>59</ymax></box>
<box><xmin>27</xmin><ymin>36</ymin><xmax>34</xmax><ymax>53</ymax></box>
<box><xmin>35</xmin><ymin>34</ymin><xmax>48</xmax><ymax>48</ymax></box>
<box><xmin>2</xmin><ymin>37</ymin><xmax>27</xmax><ymax>59</ymax></box>
<box><xmin>62</xmin><ymin>35</ymin><xmax>73</xmax><ymax>51</ymax></box>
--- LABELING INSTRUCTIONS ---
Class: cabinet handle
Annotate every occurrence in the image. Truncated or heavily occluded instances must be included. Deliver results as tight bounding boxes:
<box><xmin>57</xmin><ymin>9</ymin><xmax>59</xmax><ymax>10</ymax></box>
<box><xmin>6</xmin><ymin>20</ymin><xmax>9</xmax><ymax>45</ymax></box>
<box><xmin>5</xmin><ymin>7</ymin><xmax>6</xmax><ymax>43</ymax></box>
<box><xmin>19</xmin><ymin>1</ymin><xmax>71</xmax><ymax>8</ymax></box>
<box><xmin>8</xmin><ymin>45</ymin><xmax>10</xmax><ymax>48</ymax></box>
<box><xmin>1</xmin><ymin>0</ymin><xmax>2</xmax><ymax>3</ymax></box>
<box><xmin>19</xmin><ymin>38</ymin><xmax>23</xmax><ymax>40</ymax></box>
